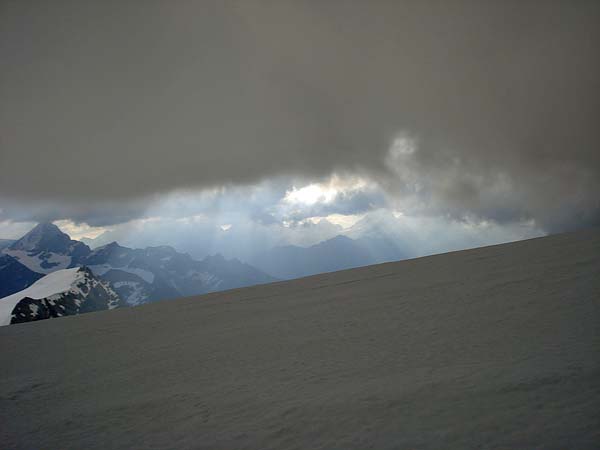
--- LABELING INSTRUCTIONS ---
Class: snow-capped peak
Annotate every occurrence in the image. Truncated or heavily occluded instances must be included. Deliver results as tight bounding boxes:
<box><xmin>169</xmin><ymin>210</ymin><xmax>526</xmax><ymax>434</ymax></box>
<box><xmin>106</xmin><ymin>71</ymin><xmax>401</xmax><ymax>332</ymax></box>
<box><xmin>0</xmin><ymin>267</ymin><xmax>82</xmax><ymax>325</ymax></box>
<box><xmin>8</xmin><ymin>222</ymin><xmax>65</xmax><ymax>252</ymax></box>
<box><xmin>0</xmin><ymin>267</ymin><xmax>121</xmax><ymax>326</ymax></box>
<box><xmin>2</xmin><ymin>222</ymin><xmax>91</xmax><ymax>274</ymax></box>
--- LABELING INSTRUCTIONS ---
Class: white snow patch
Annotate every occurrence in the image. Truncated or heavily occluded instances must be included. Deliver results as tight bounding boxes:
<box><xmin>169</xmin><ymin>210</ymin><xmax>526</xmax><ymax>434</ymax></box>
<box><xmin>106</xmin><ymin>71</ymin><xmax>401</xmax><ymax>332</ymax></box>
<box><xmin>87</xmin><ymin>264</ymin><xmax>155</xmax><ymax>284</ymax></box>
<box><xmin>29</xmin><ymin>303</ymin><xmax>39</xmax><ymax>317</ymax></box>
<box><xmin>2</xmin><ymin>249</ymin><xmax>72</xmax><ymax>274</ymax></box>
<box><xmin>112</xmin><ymin>281</ymin><xmax>147</xmax><ymax>306</ymax></box>
<box><xmin>185</xmin><ymin>270</ymin><xmax>223</xmax><ymax>289</ymax></box>
<box><xmin>0</xmin><ymin>268</ymin><xmax>82</xmax><ymax>326</ymax></box>
<box><xmin>123</xmin><ymin>267</ymin><xmax>154</xmax><ymax>284</ymax></box>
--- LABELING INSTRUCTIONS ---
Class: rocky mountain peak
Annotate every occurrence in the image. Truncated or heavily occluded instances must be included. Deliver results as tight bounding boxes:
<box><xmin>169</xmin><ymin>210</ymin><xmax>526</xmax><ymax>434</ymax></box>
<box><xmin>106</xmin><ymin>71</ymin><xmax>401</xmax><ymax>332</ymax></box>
<box><xmin>9</xmin><ymin>222</ymin><xmax>68</xmax><ymax>252</ymax></box>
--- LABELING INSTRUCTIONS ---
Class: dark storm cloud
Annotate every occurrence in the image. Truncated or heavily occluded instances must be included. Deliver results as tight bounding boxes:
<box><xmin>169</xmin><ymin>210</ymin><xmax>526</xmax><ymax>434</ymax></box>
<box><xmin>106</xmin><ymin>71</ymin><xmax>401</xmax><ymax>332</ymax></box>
<box><xmin>1</xmin><ymin>1</ymin><xmax>599</xmax><ymax>231</ymax></box>
<box><xmin>0</xmin><ymin>197</ymin><xmax>152</xmax><ymax>227</ymax></box>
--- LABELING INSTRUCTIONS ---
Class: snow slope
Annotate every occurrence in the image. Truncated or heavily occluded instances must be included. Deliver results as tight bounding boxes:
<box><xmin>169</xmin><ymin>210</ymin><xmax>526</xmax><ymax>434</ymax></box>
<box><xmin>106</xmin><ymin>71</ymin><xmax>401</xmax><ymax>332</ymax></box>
<box><xmin>0</xmin><ymin>229</ymin><xmax>598</xmax><ymax>449</ymax></box>
<box><xmin>0</xmin><ymin>267</ymin><xmax>122</xmax><ymax>326</ymax></box>
<box><xmin>0</xmin><ymin>268</ymin><xmax>81</xmax><ymax>326</ymax></box>
<box><xmin>2</xmin><ymin>249</ymin><xmax>72</xmax><ymax>274</ymax></box>
<box><xmin>86</xmin><ymin>264</ymin><xmax>155</xmax><ymax>284</ymax></box>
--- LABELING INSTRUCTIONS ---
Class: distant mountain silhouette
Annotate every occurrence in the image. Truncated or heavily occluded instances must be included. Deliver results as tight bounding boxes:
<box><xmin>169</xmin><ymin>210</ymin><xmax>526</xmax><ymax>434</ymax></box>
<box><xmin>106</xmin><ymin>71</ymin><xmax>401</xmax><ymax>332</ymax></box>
<box><xmin>251</xmin><ymin>234</ymin><xmax>408</xmax><ymax>279</ymax></box>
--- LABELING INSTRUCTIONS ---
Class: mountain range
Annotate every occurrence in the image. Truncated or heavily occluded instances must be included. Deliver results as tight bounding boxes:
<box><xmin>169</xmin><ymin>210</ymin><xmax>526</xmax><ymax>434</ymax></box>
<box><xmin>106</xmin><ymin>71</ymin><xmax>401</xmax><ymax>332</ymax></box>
<box><xmin>0</xmin><ymin>223</ymin><xmax>276</xmax><ymax>324</ymax></box>
<box><xmin>82</xmin><ymin>241</ymin><xmax>276</xmax><ymax>306</ymax></box>
<box><xmin>0</xmin><ymin>220</ymin><xmax>413</xmax><ymax>324</ymax></box>
<box><xmin>250</xmin><ymin>234</ymin><xmax>408</xmax><ymax>279</ymax></box>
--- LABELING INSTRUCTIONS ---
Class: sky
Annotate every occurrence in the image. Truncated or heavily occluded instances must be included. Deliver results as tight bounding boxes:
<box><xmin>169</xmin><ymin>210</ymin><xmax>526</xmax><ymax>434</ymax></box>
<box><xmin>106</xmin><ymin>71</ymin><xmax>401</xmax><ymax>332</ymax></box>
<box><xmin>1</xmin><ymin>1</ymin><xmax>599</xmax><ymax>258</ymax></box>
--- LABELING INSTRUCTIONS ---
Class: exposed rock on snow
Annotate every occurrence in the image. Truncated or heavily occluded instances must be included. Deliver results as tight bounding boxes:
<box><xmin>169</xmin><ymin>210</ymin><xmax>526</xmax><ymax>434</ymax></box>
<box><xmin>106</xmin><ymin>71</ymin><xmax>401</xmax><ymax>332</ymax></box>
<box><xmin>0</xmin><ymin>267</ymin><xmax>122</xmax><ymax>325</ymax></box>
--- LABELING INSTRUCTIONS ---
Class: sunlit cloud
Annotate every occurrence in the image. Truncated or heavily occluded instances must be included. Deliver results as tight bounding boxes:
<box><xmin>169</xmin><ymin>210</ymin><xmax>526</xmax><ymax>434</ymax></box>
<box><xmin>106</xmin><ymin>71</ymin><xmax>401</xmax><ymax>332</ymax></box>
<box><xmin>303</xmin><ymin>214</ymin><xmax>365</xmax><ymax>230</ymax></box>
<box><xmin>284</xmin><ymin>183</ymin><xmax>338</xmax><ymax>206</ymax></box>
<box><xmin>2</xmin><ymin>169</ymin><xmax>545</xmax><ymax>264</ymax></box>
<box><xmin>283</xmin><ymin>175</ymin><xmax>374</xmax><ymax>207</ymax></box>
<box><xmin>52</xmin><ymin>220</ymin><xmax>108</xmax><ymax>240</ymax></box>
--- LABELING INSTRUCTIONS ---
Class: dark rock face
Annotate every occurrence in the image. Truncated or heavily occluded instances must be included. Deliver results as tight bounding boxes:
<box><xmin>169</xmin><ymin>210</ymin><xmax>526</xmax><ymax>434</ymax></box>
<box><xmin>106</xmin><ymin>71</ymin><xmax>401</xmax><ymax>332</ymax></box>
<box><xmin>0</xmin><ymin>254</ymin><xmax>44</xmax><ymax>298</ymax></box>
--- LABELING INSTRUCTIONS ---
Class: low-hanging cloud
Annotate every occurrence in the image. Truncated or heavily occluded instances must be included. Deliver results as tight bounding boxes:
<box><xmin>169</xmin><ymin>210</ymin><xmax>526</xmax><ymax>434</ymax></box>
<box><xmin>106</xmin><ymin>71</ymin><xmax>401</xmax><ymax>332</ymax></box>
<box><xmin>1</xmin><ymin>1</ymin><xmax>599</xmax><ymax>232</ymax></box>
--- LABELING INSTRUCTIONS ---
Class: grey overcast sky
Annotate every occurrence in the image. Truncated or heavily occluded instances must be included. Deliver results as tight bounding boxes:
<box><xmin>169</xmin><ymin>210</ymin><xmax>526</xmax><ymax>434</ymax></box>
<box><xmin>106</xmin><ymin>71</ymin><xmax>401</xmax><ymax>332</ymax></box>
<box><xmin>1</xmin><ymin>0</ymin><xmax>599</xmax><ymax>235</ymax></box>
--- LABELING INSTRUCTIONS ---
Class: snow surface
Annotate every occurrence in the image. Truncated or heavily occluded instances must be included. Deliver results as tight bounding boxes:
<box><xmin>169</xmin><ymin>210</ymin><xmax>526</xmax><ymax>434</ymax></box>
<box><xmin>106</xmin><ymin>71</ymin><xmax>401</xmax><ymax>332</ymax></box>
<box><xmin>1</xmin><ymin>230</ymin><xmax>599</xmax><ymax>449</ymax></box>
<box><xmin>2</xmin><ymin>249</ymin><xmax>72</xmax><ymax>274</ymax></box>
<box><xmin>87</xmin><ymin>264</ymin><xmax>155</xmax><ymax>284</ymax></box>
<box><xmin>0</xmin><ymin>267</ymin><xmax>81</xmax><ymax>326</ymax></box>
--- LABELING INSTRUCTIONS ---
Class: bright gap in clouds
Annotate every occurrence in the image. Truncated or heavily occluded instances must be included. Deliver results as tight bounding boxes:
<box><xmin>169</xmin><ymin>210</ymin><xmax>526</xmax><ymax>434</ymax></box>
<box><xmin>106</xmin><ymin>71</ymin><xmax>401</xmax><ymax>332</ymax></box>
<box><xmin>284</xmin><ymin>184</ymin><xmax>337</xmax><ymax>206</ymax></box>
<box><xmin>283</xmin><ymin>175</ymin><xmax>372</xmax><ymax>206</ymax></box>
<box><xmin>305</xmin><ymin>214</ymin><xmax>365</xmax><ymax>230</ymax></box>
<box><xmin>0</xmin><ymin>170</ymin><xmax>545</xmax><ymax>266</ymax></box>
<box><xmin>52</xmin><ymin>220</ymin><xmax>108</xmax><ymax>240</ymax></box>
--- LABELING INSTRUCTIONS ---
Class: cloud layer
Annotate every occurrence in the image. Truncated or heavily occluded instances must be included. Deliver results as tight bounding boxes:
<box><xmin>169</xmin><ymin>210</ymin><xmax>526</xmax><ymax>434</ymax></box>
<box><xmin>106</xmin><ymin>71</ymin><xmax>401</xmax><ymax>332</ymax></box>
<box><xmin>1</xmin><ymin>1</ymin><xmax>599</xmax><ymax>231</ymax></box>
